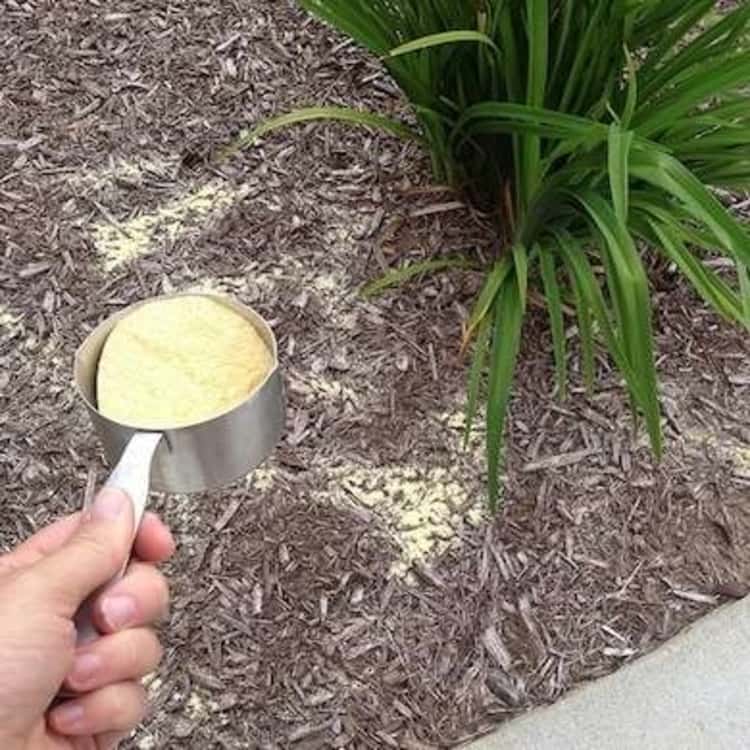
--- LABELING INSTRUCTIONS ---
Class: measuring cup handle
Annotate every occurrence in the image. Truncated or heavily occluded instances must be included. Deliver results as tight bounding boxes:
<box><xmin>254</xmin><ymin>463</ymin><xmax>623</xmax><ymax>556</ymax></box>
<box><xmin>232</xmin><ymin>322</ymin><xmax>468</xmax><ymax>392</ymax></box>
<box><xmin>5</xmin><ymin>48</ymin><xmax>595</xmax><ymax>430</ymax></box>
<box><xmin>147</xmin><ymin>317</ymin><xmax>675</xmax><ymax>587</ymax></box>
<box><xmin>73</xmin><ymin>432</ymin><xmax>163</xmax><ymax>645</ymax></box>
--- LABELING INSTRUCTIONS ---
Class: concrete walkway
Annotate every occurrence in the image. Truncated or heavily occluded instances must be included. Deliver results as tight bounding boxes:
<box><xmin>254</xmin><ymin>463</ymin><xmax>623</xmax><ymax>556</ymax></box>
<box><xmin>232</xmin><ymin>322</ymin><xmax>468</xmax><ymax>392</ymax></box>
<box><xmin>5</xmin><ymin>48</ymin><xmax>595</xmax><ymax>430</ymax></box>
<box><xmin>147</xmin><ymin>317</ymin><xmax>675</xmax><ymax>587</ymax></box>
<box><xmin>467</xmin><ymin>596</ymin><xmax>750</xmax><ymax>750</ymax></box>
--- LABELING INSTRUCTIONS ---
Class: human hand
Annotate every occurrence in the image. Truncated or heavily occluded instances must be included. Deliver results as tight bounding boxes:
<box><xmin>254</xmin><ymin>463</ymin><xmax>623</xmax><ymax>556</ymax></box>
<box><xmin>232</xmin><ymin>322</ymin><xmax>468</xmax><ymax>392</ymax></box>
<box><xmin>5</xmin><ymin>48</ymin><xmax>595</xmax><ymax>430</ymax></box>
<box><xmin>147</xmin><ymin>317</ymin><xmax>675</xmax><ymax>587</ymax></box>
<box><xmin>0</xmin><ymin>489</ymin><xmax>174</xmax><ymax>750</ymax></box>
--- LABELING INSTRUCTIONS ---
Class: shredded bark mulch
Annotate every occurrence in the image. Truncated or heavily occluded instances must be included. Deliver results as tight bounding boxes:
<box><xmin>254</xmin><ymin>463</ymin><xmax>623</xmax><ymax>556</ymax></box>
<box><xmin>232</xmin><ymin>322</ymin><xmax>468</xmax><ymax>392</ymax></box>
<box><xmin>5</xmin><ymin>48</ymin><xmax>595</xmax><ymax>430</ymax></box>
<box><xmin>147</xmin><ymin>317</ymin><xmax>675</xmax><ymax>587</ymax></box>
<box><xmin>1</xmin><ymin>2</ymin><xmax>749</xmax><ymax>749</ymax></box>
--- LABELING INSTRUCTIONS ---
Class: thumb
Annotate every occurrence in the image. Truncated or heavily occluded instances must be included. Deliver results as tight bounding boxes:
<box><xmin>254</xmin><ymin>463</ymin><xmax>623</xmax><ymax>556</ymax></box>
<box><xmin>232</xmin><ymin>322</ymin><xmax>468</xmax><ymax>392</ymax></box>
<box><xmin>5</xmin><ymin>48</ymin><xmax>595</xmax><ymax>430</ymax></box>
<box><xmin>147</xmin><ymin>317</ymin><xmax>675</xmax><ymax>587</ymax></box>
<box><xmin>28</xmin><ymin>488</ymin><xmax>134</xmax><ymax>617</ymax></box>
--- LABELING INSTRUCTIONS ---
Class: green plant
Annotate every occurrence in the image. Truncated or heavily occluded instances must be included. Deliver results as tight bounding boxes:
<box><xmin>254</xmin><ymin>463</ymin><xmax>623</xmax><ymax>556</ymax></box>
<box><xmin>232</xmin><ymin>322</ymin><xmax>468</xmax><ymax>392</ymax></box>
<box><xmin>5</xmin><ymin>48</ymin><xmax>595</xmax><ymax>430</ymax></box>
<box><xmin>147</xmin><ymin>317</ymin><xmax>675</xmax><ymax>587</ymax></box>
<box><xmin>228</xmin><ymin>1</ymin><xmax>750</xmax><ymax>510</ymax></box>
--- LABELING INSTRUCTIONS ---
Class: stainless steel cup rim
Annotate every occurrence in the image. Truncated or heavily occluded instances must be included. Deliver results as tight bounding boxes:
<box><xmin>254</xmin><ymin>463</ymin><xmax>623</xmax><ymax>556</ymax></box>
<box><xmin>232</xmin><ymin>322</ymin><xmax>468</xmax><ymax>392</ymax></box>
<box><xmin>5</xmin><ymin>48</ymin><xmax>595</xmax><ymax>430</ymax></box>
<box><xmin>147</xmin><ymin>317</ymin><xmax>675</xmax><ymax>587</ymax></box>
<box><xmin>73</xmin><ymin>291</ymin><xmax>280</xmax><ymax>432</ymax></box>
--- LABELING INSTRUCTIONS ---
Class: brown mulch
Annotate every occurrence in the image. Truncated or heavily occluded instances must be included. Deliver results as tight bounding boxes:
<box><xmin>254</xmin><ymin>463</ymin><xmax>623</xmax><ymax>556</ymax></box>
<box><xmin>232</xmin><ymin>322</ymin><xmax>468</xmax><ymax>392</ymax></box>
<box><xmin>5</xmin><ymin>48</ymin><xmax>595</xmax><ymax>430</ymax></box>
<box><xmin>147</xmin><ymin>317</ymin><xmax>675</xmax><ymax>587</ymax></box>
<box><xmin>1</xmin><ymin>2</ymin><xmax>749</xmax><ymax>749</ymax></box>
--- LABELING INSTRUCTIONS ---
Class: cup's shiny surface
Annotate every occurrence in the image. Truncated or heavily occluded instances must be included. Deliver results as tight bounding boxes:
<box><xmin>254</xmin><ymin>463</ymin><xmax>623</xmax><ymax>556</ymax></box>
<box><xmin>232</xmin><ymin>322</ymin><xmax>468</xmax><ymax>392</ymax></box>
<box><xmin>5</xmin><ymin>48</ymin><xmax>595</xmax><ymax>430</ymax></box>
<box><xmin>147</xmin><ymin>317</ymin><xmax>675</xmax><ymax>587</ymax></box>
<box><xmin>74</xmin><ymin>293</ymin><xmax>285</xmax><ymax>494</ymax></box>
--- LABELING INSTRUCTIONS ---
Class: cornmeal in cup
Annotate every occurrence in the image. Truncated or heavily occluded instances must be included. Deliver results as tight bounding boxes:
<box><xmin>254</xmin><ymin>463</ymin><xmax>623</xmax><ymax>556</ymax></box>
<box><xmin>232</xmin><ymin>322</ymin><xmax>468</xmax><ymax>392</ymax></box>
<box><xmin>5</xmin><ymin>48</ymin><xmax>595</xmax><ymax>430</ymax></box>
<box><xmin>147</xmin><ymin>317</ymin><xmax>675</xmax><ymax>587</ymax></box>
<box><xmin>96</xmin><ymin>295</ymin><xmax>272</xmax><ymax>429</ymax></box>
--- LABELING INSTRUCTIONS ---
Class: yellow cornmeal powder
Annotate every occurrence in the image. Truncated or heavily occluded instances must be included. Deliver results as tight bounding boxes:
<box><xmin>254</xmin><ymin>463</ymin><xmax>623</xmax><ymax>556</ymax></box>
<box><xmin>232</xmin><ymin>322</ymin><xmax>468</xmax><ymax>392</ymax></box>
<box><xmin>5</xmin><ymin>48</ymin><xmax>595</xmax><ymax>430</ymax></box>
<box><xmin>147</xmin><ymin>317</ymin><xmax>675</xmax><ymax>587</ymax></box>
<box><xmin>97</xmin><ymin>296</ymin><xmax>272</xmax><ymax>429</ymax></box>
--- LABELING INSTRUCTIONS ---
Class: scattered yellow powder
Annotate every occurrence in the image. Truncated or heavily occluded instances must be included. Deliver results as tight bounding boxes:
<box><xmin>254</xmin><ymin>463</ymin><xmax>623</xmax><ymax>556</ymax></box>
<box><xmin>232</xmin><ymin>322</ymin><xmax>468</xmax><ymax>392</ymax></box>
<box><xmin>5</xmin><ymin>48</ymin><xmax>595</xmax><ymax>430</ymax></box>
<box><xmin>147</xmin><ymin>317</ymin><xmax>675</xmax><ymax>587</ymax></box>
<box><xmin>97</xmin><ymin>295</ymin><xmax>272</xmax><ymax>429</ymax></box>
<box><xmin>250</xmin><ymin>467</ymin><xmax>277</xmax><ymax>492</ymax></box>
<box><xmin>0</xmin><ymin>305</ymin><xmax>21</xmax><ymax>331</ymax></box>
<box><xmin>321</xmin><ymin>464</ymin><xmax>484</xmax><ymax>576</ymax></box>
<box><xmin>683</xmin><ymin>427</ymin><xmax>750</xmax><ymax>480</ymax></box>
<box><xmin>93</xmin><ymin>181</ymin><xmax>246</xmax><ymax>270</ymax></box>
<box><xmin>288</xmin><ymin>371</ymin><xmax>361</xmax><ymax>406</ymax></box>
<box><xmin>72</xmin><ymin>156</ymin><xmax>174</xmax><ymax>191</ymax></box>
<box><xmin>185</xmin><ymin>691</ymin><xmax>214</xmax><ymax>719</ymax></box>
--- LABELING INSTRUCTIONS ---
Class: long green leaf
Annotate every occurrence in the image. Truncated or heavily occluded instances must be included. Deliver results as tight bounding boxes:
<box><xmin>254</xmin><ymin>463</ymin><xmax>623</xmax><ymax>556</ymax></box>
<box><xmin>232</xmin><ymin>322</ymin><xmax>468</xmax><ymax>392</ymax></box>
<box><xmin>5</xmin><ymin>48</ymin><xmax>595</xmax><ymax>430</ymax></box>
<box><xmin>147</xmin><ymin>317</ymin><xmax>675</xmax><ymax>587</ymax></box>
<box><xmin>540</xmin><ymin>247</ymin><xmax>567</xmax><ymax>399</ymax></box>
<box><xmin>739</xmin><ymin>263</ymin><xmax>750</xmax><ymax>329</ymax></box>
<box><xmin>498</xmin><ymin>4</ymin><xmax>523</xmax><ymax>207</ymax></box>
<box><xmin>486</xmin><ymin>274</ymin><xmax>524</xmax><ymax>511</ymax></box>
<box><xmin>639</xmin><ymin>4</ymin><xmax>750</xmax><ymax>100</ymax></box>
<box><xmin>218</xmin><ymin>107</ymin><xmax>420</xmax><ymax>160</ymax></box>
<box><xmin>608</xmin><ymin>124</ymin><xmax>634</xmax><ymax>225</ymax></box>
<box><xmin>521</xmin><ymin>0</ymin><xmax>549</xmax><ymax>208</ymax></box>
<box><xmin>389</xmin><ymin>30</ymin><xmax>500</xmax><ymax>58</ymax></box>
<box><xmin>361</xmin><ymin>256</ymin><xmax>474</xmax><ymax>297</ymax></box>
<box><xmin>556</xmin><ymin>232</ymin><xmax>631</xmax><ymax>381</ymax></box>
<box><xmin>575</xmin><ymin>194</ymin><xmax>663</xmax><ymax>457</ymax></box>
<box><xmin>457</xmin><ymin>103</ymin><xmax>609</xmax><ymax>143</ymax></box>
<box><xmin>621</xmin><ymin>47</ymin><xmax>639</xmax><ymax>128</ymax></box>
<box><xmin>639</xmin><ymin>0</ymin><xmax>715</xmax><ymax>76</ymax></box>
<box><xmin>646</xmin><ymin>218</ymin><xmax>745</xmax><ymax>324</ymax></box>
<box><xmin>631</xmin><ymin>146</ymin><xmax>750</xmax><ymax>268</ymax></box>
<box><xmin>558</xmin><ymin>1</ymin><xmax>607</xmax><ymax>113</ymax></box>
<box><xmin>465</xmin><ymin>256</ymin><xmax>513</xmax><ymax>340</ymax></box>
<box><xmin>557</xmin><ymin>231</ymin><xmax>649</xmax><ymax>424</ymax></box>
<box><xmin>636</xmin><ymin>58</ymin><xmax>750</xmax><ymax>138</ymax></box>
<box><xmin>512</xmin><ymin>243</ymin><xmax>529</xmax><ymax>311</ymax></box>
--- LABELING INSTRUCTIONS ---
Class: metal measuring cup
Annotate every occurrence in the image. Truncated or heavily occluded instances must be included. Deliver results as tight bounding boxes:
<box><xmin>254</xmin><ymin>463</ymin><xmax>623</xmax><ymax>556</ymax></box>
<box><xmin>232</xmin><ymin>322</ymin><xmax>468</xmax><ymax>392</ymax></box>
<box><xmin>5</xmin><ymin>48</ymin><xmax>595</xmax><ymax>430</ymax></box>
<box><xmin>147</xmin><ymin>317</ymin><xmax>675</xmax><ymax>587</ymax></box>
<box><xmin>71</xmin><ymin>293</ymin><xmax>285</xmax><ymax>644</ymax></box>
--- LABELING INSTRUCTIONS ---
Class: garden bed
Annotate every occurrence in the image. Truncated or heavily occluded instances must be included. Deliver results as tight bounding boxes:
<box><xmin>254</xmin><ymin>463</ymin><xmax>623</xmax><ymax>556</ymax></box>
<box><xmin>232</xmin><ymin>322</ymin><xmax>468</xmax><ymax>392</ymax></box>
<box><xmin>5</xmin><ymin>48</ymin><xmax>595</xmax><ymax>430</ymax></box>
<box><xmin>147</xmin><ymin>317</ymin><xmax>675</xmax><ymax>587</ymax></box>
<box><xmin>1</xmin><ymin>2</ymin><xmax>749</xmax><ymax>748</ymax></box>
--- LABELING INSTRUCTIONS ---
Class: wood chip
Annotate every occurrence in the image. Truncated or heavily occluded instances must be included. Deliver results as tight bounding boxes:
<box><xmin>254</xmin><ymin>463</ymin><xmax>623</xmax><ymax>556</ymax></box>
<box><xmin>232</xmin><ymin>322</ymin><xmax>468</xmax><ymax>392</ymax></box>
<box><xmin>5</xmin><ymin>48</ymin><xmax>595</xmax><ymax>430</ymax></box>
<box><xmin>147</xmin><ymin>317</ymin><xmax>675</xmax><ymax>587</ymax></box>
<box><xmin>481</xmin><ymin>626</ymin><xmax>512</xmax><ymax>672</ymax></box>
<box><xmin>486</xmin><ymin>671</ymin><xmax>523</xmax><ymax>707</ymax></box>
<box><xmin>670</xmin><ymin>588</ymin><xmax>719</xmax><ymax>605</ymax></box>
<box><xmin>288</xmin><ymin>723</ymin><xmax>329</xmax><ymax>743</ymax></box>
<box><xmin>214</xmin><ymin>496</ymin><xmax>243</xmax><ymax>532</ymax></box>
<box><xmin>18</xmin><ymin>262</ymin><xmax>52</xmax><ymax>278</ymax></box>
<box><xmin>409</xmin><ymin>200</ymin><xmax>465</xmax><ymax>218</ymax></box>
<box><xmin>523</xmin><ymin>448</ymin><xmax>599</xmax><ymax>473</ymax></box>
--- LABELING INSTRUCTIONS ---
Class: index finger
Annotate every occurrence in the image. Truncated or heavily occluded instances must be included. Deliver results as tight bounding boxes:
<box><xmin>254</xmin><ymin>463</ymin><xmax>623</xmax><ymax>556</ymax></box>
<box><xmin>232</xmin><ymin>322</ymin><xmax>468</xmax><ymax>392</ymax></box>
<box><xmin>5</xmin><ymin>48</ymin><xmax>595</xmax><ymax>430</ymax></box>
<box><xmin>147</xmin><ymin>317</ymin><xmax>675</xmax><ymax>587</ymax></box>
<box><xmin>3</xmin><ymin>513</ymin><xmax>82</xmax><ymax>569</ymax></box>
<box><xmin>4</xmin><ymin>512</ymin><xmax>174</xmax><ymax>570</ymax></box>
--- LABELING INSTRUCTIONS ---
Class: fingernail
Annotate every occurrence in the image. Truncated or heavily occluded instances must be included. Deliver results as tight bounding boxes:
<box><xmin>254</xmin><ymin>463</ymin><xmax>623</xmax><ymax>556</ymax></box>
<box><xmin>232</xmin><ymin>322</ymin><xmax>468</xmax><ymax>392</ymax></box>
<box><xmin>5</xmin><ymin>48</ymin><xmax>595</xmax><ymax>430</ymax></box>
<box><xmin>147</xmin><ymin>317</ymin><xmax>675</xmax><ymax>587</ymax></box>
<box><xmin>69</xmin><ymin>651</ymin><xmax>101</xmax><ymax>688</ymax></box>
<box><xmin>101</xmin><ymin>594</ymin><xmax>137</xmax><ymax>630</ymax></box>
<box><xmin>92</xmin><ymin>488</ymin><xmax>129</xmax><ymax>521</ymax></box>
<box><xmin>54</xmin><ymin>701</ymin><xmax>85</xmax><ymax>731</ymax></box>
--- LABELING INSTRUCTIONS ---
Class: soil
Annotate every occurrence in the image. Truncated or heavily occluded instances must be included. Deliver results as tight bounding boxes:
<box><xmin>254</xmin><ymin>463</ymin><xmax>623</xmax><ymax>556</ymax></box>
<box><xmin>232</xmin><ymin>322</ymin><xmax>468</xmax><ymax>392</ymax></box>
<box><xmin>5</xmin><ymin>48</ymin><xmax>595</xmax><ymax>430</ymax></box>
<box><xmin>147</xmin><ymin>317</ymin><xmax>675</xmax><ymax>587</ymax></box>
<box><xmin>1</xmin><ymin>2</ymin><xmax>749</xmax><ymax>749</ymax></box>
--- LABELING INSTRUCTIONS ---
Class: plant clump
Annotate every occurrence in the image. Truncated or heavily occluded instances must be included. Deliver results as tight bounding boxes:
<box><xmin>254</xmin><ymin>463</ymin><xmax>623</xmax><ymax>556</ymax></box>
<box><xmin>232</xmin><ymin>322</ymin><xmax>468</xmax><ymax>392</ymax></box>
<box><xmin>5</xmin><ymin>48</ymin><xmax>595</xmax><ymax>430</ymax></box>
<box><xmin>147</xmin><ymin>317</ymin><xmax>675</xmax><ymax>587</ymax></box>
<box><xmin>230</xmin><ymin>1</ymin><xmax>750</xmax><ymax>509</ymax></box>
